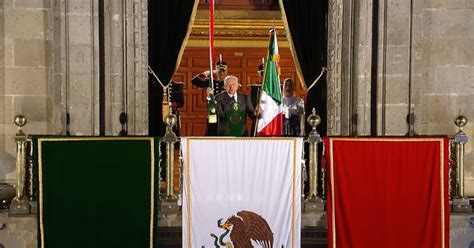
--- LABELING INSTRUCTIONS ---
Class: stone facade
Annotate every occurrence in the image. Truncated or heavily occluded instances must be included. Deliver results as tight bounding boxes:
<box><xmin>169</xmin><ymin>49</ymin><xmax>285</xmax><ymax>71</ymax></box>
<box><xmin>328</xmin><ymin>0</ymin><xmax>474</xmax><ymax>195</ymax></box>
<box><xmin>1</xmin><ymin>0</ymin><xmax>53</xmax><ymax>184</ymax></box>
<box><xmin>417</xmin><ymin>1</ymin><xmax>474</xmax><ymax>195</ymax></box>
<box><xmin>0</xmin><ymin>0</ymin><xmax>148</xmax><ymax>184</ymax></box>
<box><xmin>0</xmin><ymin>0</ymin><xmax>473</xmax><ymax>247</ymax></box>
<box><xmin>0</xmin><ymin>0</ymin><xmax>473</xmax><ymax>194</ymax></box>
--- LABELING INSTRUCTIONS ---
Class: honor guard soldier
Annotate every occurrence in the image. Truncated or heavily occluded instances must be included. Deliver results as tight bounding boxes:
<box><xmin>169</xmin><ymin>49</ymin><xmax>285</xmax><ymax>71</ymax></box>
<box><xmin>249</xmin><ymin>63</ymin><xmax>264</xmax><ymax>132</ymax></box>
<box><xmin>191</xmin><ymin>60</ymin><xmax>227</xmax><ymax>95</ymax></box>
<box><xmin>191</xmin><ymin>58</ymin><xmax>228</xmax><ymax>136</ymax></box>
<box><xmin>249</xmin><ymin>63</ymin><xmax>264</xmax><ymax>109</ymax></box>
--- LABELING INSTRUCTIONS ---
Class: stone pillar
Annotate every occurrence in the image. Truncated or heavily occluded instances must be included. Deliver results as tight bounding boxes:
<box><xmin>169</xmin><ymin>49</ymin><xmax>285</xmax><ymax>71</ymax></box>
<box><xmin>327</xmin><ymin>0</ymin><xmax>344</xmax><ymax>136</ymax></box>
<box><xmin>51</xmin><ymin>0</ymin><xmax>148</xmax><ymax>136</ymax></box>
<box><xmin>352</xmin><ymin>0</ymin><xmax>373</xmax><ymax>136</ymax></box>
<box><xmin>128</xmin><ymin>0</ymin><xmax>149</xmax><ymax>135</ymax></box>
<box><xmin>327</xmin><ymin>0</ymin><xmax>378</xmax><ymax>136</ymax></box>
<box><xmin>377</xmin><ymin>0</ymin><xmax>412</xmax><ymax>135</ymax></box>
<box><xmin>53</xmin><ymin>0</ymin><xmax>99</xmax><ymax>135</ymax></box>
<box><xmin>104</xmin><ymin>0</ymin><xmax>149</xmax><ymax>136</ymax></box>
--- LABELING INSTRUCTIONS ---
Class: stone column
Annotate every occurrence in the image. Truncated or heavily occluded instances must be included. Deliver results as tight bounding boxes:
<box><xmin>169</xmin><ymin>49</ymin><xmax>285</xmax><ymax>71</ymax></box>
<box><xmin>52</xmin><ymin>0</ymin><xmax>99</xmax><ymax>135</ymax></box>
<box><xmin>104</xmin><ymin>0</ymin><xmax>149</xmax><ymax>136</ymax></box>
<box><xmin>51</xmin><ymin>0</ymin><xmax>149</xmax><ymax>136</ymax></box>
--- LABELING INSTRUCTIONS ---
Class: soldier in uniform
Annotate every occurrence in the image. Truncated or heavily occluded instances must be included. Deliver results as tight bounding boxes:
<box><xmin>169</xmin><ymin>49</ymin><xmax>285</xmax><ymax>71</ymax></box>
<box><xmin>191</xmin><ymin>60</ymin><xmax>227</xmax><ymax>95</ymax></box>
<box><xmin>249</xmin><ymin>63</ymin><xmax>264</xmax><ymax>109</ymax></box>
<box><xmin>248</xmin><ymin>63</ymin><xmax>264</xmax><ymax>132</ymax></box>
<box><xmin>191</xmin><ymin>60</ymin><xmax>228</xmax><ymax>135</ymax></box>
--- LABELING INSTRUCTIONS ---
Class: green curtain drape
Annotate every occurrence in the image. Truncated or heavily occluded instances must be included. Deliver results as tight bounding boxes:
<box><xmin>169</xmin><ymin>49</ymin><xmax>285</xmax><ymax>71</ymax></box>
<box><xmin>34</xmin><ymin>137</ymin><xmax>159</xmax><ymax>248</ymax></box>
<box><xmin>148</xmin><ymin>0</ymin><xmax>199</xmax><ymax>136</ymax></box>
<box><xmin>279</xmin><ymin>0</ymin><xmax>327</xmax><ymax>136</ymax></box>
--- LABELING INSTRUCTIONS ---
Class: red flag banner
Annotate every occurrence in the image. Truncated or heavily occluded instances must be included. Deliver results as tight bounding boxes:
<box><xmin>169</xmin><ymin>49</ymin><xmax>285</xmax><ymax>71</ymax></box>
<box><xmin>325</xmin><ymin>137</ymin><xmax>450</xmax><ymax>248</ymax></box>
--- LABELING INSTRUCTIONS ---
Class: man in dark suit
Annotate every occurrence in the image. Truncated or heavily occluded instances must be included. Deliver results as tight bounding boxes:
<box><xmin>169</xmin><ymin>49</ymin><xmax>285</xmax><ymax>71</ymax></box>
<box><xmin>208</xmin><ymin>75</ymin><xmax>256</xmax><ymax>136</ymax></box>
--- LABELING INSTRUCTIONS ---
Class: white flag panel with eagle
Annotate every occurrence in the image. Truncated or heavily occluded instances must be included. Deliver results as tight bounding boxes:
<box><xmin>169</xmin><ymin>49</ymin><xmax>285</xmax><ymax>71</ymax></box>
<box><xmin>182</xmin><ymin>137</ymin><xmax>303</xmax><ymax>248</ymax></box>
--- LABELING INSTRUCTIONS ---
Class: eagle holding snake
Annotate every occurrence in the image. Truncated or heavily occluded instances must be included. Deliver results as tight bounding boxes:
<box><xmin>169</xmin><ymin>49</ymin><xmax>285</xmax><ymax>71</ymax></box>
<box><xmin>219</xmin><ymin>210</ymin><xmax>274</xmax><ymax>248</ymax></box>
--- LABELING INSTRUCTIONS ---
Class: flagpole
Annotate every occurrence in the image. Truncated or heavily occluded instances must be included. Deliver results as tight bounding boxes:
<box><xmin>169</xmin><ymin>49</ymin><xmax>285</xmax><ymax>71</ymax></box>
<box><xmin>208</xmin><ymin>0</ymin><xmax>215</xmax><ymax>89</ymax></box>
<box><xmin>206</xmin><ymin>0</ymin><xmax>220</xmax><ymax>125</ymax></box>
<box><xmin>253</xmin><ymin>28</ymin><xmax>274</xmax><ymax>137</ymax></box>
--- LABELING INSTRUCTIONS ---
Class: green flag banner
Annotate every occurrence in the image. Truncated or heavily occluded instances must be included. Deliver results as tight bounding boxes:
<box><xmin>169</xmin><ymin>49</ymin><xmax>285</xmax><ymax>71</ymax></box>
<box><xmin>34</xmin><ymin>137</ymin><xmax>159</xmax><ymax>248</ymax></box>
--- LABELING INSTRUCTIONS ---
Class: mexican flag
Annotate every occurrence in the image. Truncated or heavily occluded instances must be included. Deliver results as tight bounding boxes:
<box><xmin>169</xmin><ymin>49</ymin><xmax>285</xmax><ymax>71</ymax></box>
<box><xmin>182</xmin><ymin>137</ymin><xmax>303</xmax><ymax>248</ymax></box>
<box><xmin>256</xmin><ymin>29</ymin><xmax>283</xmax><ymax>136</ymax></box>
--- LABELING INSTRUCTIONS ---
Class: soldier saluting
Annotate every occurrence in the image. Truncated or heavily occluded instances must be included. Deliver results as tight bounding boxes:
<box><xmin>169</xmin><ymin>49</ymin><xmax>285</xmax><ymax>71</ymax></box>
<box><xmin>191</xmin><ymin>56</ymin><xmax>228</xmax><ymax>136</ymax></box>
<box><xmin>191</xmin><ymin>59</ymin><xmax>227</xmax><ymax>95</ymax></box>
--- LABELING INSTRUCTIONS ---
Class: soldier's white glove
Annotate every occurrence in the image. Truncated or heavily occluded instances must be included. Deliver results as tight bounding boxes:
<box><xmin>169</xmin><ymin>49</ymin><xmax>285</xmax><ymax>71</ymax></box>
<box><xmin>203</xmin><ymin>70</ymin><xmax>219</xmax><ymax>77</ymax></box>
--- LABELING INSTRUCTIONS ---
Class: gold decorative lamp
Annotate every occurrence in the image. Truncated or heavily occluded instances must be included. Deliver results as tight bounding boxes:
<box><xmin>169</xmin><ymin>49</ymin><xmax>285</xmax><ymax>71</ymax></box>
<box><xmin>454</xmin><ymin>113</ymin><xmax>468</xmax><ymax>197</ymax></box>
<box><xmin>159</xmin><ymin>114</ymin><xmax>181</xmax><ymax>218</ymax></box>
<box><xmin>452</xmin><ymin>112</ymin><xmax>471</xmax><ymax>212</ymax></box>
<box><xmin>10</xmin><ymin>115</ymin><xmax>30</xmax><ymax>215</ymax></box>
<box><xmin>162</xmin><ymin>114</ymin><xmax>178</xmax><ymax>200</ymax></box>
<box><xmin>304</xmin><ymin>108</ymin><xmax>324</xmax><ymax>213</ymax></box>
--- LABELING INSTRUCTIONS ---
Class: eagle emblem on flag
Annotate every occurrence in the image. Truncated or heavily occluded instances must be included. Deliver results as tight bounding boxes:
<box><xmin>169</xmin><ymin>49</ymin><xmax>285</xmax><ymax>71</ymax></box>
<box><xmin>211</xmin><ymin>210</ymin><xmax>274</xmax><ymax>248</ymax></box>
